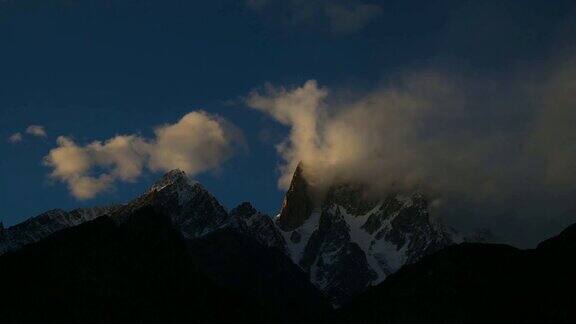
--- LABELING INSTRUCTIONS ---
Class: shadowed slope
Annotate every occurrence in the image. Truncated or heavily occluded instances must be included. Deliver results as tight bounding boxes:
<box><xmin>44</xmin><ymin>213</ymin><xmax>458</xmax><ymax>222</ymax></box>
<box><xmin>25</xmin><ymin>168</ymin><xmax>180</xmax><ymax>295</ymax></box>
<box><xmin>340</xmin><ymin>222</ymin><xmax>576</xmax><ymax>323</ymax></box>
<box><xmin>0</xmin><ymin>207</ymin><xmax>265</xmax><ymax>323</ymax></box>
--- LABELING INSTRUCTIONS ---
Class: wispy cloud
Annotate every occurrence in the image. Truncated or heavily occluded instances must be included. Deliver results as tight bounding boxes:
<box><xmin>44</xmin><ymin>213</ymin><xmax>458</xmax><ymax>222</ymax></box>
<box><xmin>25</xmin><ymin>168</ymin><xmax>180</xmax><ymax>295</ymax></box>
<box><xmin>7</xmin><ymin>132</ymin><xmax>22</xmax><ymax>144</ymax></box>
<box><xmin>245</xmin><ymin>56</ymin><xmax>576</xmax><ymax>202</ymax></box>
<box><xmin>7</xmin><ymin>125</ymin><xmax>47</xmax><ymax>144</ymax></box>
<box><xmin>25</xmin><ymin>125</ymin><xmax>47</xmax><ymax>138</ymax></box>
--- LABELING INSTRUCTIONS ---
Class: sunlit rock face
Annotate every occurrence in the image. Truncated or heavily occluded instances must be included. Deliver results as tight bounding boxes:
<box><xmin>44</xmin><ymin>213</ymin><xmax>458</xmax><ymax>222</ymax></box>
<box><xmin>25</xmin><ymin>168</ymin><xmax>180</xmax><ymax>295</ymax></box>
<box><xmin>276</xmin><ymin>162</ymin><xmax>315</xmax><ymax>232</ymax></box>
<box><xmin>276</xmin><ymin>166</ymin><xmax>457</xmax><ymax>306</ymax></box>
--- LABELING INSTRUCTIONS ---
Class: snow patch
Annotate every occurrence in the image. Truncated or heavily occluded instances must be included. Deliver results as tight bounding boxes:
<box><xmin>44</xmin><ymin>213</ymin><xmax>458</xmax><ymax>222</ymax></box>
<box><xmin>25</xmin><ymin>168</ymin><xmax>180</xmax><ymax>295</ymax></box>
<box><xmin>280</xmin><ymin>210</ymin><xmax>321</xmax><ymax>262</ymax></box>
<box><xmin>338</xmin><ymin>204</ymin><xmax>389</xmax><ymax>284</ymax></box>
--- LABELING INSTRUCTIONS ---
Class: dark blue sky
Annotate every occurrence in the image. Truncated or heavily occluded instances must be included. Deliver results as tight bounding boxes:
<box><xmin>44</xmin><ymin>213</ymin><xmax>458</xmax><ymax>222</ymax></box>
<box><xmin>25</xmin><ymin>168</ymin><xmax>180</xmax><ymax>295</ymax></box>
<box><xmin>1</xmin><ymin>0</ymin><xmax>575</xmax><ymax>226</ymax></box>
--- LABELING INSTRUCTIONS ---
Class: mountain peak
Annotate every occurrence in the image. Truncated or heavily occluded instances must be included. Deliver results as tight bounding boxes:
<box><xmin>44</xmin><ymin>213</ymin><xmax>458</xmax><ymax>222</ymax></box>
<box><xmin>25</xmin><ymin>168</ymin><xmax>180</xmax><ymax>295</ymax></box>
<box><xmin>148</xmin><ymin>169</ymin><xmax>196</xmax><ymax>193</ymax></box>
<box><xmin>276</xmin><ymin>162</ymin><xmax>314</xmax><ymax>231</ymax></box>
<box><xmin>230</xmin><ymin>202</ymin><xmax>257</xmax><ymax>218</ymax></box>
<box><xmin>275</xmin><ymin>164</ymin><xmax>457</xmax><ymax>305</ymax></box>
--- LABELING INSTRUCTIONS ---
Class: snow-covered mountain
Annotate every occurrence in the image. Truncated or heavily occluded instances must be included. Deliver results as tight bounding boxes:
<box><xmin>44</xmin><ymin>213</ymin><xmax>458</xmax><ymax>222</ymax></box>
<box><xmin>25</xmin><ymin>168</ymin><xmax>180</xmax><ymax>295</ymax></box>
<box><xmin>112</xmin><ymin>169</ymin><xmax>286</xmax><ymax>247</ymax></box>
<box><xmin>0</xmin><ymin>206</ymin><xmax>119</xmax><ymax>255</ymax></box>
<box><xmin>275</xmin><ymin>163</ymin><xmax>458</xmax><ymax>305</ymax></box>
<box><xmin>1</xmin><ymin>167</ymin><xmax>457</xmax><ymax>307</ymax></box>
<box><xmin>112</xmin><ymin>169</ymin><xmax>230</xmax><ymax>238</ymax></box>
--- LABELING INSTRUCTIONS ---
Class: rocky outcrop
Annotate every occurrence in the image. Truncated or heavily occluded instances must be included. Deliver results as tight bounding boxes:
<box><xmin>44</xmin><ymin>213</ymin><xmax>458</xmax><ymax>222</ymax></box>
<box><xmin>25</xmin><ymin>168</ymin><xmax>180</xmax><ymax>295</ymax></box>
<box><xmin>230</xmin><ymin>202</ymin><xmax>286</xmax><ymax>252</ymax></box>
<box><xmin>112</xmin><ymin>169</ymin><xmax>230</xmax><ymax>239</ymax></box>
<box><xmin>1</xmin><ymin>167</ymin><xmax>456</xmax><ymax>308</ymax></box>
<box><xmin>276</xmin><ymin>162</ymin><xmax>314</xmax><ymax>232</ymax></box>
<box><xmin>276</xmin><ymin>167</ymin><xmax>457</xmax><ymax>306</ymax></box>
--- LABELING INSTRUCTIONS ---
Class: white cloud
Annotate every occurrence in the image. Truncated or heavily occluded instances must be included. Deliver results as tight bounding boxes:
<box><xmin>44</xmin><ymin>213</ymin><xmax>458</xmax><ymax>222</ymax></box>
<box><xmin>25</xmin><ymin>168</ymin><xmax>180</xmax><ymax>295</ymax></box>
<box><xmin>7</xmin><ymin>132</ymin><xmax>22</xmax><ymax>144</ymax></box>
<box><xmin>67</xmin><ymin>174</ymin><xmax>115</xmax><ymax>200</ymax></box>
<box><xmin>245</xmin><ymin>62</ymin><xmax>576</xmax><ymax>203</ymax></box>
<box><xmin>246</xmin><ymin>75</ymin><xmax>469</xmax><ymax>195</ymax></box>
<box><xmin>148</xmin><ymin>111</ymin><xmax>238</xmax><ymax>175</ymax></box>
<box><xmin>44</xmin><ymin>111</ymin><xmax>240</xmax><ymax>200</ymax></box>
<box><xmin>26</xmin><ymin>125</ymin><xmax>47</xmax><ymax>138</ymax></box>
<box><xmin>246</xmin><ymin>80</ymin><xmax>328</xmax><ymax>188</ymax></box>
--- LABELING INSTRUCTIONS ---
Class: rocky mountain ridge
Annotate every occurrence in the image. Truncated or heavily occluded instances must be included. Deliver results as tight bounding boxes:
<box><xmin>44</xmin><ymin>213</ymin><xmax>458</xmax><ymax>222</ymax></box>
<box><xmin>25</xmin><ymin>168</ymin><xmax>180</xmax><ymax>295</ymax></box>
<box><xmin>0</xmin><ymin>170</ymin><xmax>333</xmax><ymax>323</ymax></box>
<box><xmin>2</xmin><ymin>168</ymin><xmax>575</xmax><ymax>323</ymax></box>
<box><xmin>1</xmin><ymin>167</ymin><xmax>458</xmax><ymax>306</ymax></box>
<box><xmin>0</xmin><ymin>205</ymin><xmax>120</xmax><ymax>255</ymax></box>
<box><xmin>275</xmin><ymin>163</ymin><xmax>458</xmax><ymax>305</ymax></box>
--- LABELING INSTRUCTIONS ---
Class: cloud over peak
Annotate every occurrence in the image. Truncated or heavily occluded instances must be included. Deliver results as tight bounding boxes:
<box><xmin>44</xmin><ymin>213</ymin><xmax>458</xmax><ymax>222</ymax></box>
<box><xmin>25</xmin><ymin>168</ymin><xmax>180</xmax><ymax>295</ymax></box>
<box><xmin>245</xmin><ymin>59</ymin><xmax>576</xmax><ymax>205</ymax></box>
<box><xmin>44</xmin><ymin>111</ymin><xmax>240</xmax><ymax>200</ymax></box>
<box><xmin>246</xmin><ymin>80</ymin><xmax>328</xmax><ymax>188</ymax></box>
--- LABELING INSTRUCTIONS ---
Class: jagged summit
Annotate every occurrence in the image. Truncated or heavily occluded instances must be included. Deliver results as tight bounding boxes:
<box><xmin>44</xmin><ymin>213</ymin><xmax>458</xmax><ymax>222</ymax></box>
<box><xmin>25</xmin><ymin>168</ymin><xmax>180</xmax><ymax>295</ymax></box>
<box><xmin>276</xmin><ymin>162</ymin><xmax>314</xmax><ymax>232</ymax></box>
<box><xmin>1</xmin><ymin>170</ymin><xmax>286</xmax><ymax>255</ymax></box>
<box><xmin>112</xmin><ymin>169</ymin><xmax>228</xmax><ymax>239</ymax></box>
<box><xmin>148</xmin><ymin>169</ymin><xmax>197</xmax><ymax>193</ymax></box>
<box><xmin>275</xmin><ymin>162</ymin><xmax>457</xmax><ymax>306</ymax></box>
<box><xmin>230</xmin><ymin>202</ymin><xmax>257</xmax><ymax>218</ymax></box>
<box><xmin>230</xmin><ymin>202</ymin><xmax>287</xmax><ymax>252</ymax></box>
<box><xmin>1</xmin><ymin>165</ymin><xmax>455</xmax><ymax>307</ymax></box>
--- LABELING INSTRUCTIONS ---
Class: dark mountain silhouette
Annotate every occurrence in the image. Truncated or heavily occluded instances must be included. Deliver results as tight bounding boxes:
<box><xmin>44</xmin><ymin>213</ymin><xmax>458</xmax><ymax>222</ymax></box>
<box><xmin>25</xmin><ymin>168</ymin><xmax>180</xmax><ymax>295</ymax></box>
<box><xmin>0</xmin><ymin>206</ymin><xmax>332</xmax><ymax>323</ymax></box>
<box><xmin>187</xmin><ymin>226</ymin><xmax>334</xmax><ymax>322</ymax></box>
<box><xmin>0</xmin><ymin>170</ymin><xmax>334</xmax><ymax>323</ymax></box>
<box><xmin>1</xmin><ymin>169</ymin><xmax>576</xmax><ymax>323</ymax></box>
<box><xmin>0</xmin><ymin>206</ymin><xmax>254</xmax><ymax>323</ymax></box>
<box><xmin>340</xmin><ymin>223</ymin><xmax>576</xmax><ymax>323</ymax></box>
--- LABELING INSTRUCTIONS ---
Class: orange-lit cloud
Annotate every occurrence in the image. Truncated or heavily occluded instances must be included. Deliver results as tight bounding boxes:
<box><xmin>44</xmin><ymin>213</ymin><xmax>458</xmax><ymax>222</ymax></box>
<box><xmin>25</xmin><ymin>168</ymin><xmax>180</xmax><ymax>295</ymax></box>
<box><xmin>44</xmin><ymin>111</ymin><xmax>241</xmax><ymax>199</ymax></box>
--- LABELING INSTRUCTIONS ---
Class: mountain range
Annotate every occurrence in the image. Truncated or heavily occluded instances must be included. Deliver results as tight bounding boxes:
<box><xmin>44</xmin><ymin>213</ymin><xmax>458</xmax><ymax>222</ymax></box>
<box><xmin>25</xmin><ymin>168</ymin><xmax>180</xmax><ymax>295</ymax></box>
<box><xmin>1</xmin><ymin>166</ymin><xmax>575</xmax><ymax>323</ymax></box>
